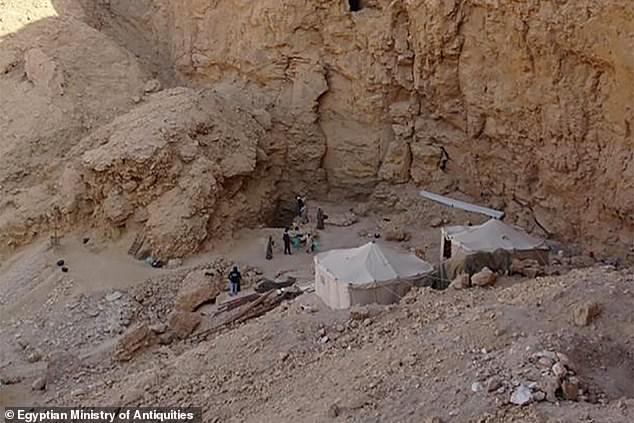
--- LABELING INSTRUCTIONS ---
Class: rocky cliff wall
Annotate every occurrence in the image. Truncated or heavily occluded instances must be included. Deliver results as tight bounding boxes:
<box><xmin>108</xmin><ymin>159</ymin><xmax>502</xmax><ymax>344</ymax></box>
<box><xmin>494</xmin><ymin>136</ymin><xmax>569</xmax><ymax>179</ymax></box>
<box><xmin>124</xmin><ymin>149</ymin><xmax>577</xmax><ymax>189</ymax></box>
<box><xmin>1</xmin><ymin>0</ymin><xmax>632</xmax><ymax>256</ymax></box>
<box><xmin>148</xmin><ymin>0</ymin><xmax>632</xmax><ymax>253</ymax></box>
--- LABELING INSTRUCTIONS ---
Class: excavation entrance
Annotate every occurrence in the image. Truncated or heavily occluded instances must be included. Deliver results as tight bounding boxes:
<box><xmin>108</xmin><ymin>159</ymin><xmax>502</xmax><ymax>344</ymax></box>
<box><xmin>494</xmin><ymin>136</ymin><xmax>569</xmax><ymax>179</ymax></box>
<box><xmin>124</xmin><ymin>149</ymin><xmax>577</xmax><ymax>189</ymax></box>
<box><xmin>268</xmin><ymin>199</ymin><xmax>298</xmax><ymax>229</ymax></box>
<box><xmin>348</xmin><ymin>0</ymin><xmax>362</xmax><ymax>12</ymax></box>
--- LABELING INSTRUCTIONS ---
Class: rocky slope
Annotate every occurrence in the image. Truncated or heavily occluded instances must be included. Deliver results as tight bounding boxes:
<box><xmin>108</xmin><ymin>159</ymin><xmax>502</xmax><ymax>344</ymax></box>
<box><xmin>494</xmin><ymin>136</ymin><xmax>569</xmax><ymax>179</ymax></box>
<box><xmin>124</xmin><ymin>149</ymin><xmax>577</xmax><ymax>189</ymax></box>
<box><xmin>0</xmin><ymin>0</ymin><xmax>632</xmax><ymax>257</ymax></box>
<box><xmin>2</xmin><ymin>256</ymin><xmax>632</xmax><ymax>422</ymax></box>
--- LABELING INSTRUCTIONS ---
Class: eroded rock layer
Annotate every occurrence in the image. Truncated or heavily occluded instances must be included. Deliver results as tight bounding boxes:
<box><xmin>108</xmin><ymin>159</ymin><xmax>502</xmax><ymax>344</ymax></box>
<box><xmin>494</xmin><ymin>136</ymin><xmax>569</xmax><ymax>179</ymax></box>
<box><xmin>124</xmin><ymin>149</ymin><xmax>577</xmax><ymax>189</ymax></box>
<box><xmin>118</xmin><ymin>0</ymin><xmax>633</xmax><ymax>252</ymax></box>
<box><xmin>1</xmin><ymin>0</ymin><xmax>632</xmax><ymax>256</ymax></box>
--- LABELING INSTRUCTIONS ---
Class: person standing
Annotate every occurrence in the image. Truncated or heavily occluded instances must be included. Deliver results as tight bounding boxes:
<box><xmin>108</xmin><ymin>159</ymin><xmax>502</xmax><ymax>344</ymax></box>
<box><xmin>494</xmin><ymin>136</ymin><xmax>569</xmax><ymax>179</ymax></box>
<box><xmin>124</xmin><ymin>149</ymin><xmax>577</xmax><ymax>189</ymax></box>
<box><xmin>283</xmin><ymin>228</ymin><xmax>292</xmax><ymax>255</ymax></box>
<box><xmin>316</xmin><ymin>207</ymin><xmax>325</xmax><ymax>230</ymax></box>
<box><xmin>305</xmin><ymin>233</ymin><xmax>313</xmax><ymax>254</ymax></box>
<box><xmin>296</xmin><ymin>196</ymin><xmax>305</xmax><ymax>218</ymax></box>
<box><xmin>266</xmin><ymin>235</ymin><xmax>274</xmax><ymax>260</ymax></box>
<box><xmin>228</xmin><ymin>266</ymin><xmax>241</xmax><ymax>296</ymax></box>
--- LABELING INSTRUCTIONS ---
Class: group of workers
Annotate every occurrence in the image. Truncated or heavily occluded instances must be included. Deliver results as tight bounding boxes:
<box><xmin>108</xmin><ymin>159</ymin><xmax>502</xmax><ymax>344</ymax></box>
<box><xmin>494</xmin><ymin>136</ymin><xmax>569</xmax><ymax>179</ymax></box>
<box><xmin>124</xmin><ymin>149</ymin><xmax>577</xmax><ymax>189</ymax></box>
<box><xmin>265</xmin><ymin>196</ymin><xmax>325</xmax><ymax>260</ymax></box>
<box><xmin>228</xmin><ymin>195</ymin><xmax>327</xmax><ymax>295</ymax></box>
<box><xmin>266</xmin><ymin>196</ymin><xmax>327</xmax><ymax>260</ymax></box>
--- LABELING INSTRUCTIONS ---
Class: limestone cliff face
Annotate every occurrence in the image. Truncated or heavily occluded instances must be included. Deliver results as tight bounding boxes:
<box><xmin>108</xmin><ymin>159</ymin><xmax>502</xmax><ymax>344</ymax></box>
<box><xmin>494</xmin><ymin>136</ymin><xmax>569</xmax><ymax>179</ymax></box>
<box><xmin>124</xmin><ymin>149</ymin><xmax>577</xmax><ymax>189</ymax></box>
<box><xmin>140</xmin><ymin>0</ymin><xmax>632</xmax><ymax>252</ymax></box>
<box><xmin>1</xmin><ymin>0</ymin><xmax>632</xmax><ymax>255</ymax></box>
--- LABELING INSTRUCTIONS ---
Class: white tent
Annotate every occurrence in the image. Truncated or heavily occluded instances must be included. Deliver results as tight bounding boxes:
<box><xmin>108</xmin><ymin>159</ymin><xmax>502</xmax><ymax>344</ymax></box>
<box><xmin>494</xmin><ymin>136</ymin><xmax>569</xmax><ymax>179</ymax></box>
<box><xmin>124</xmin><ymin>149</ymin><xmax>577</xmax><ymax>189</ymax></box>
<box><xmin>441</xmin><ymin>219</ymin><xmax>549</xmax><ymax>262</ymax></box>
<box><xmin>314</xmin><ymin>242</ymin><xmax>433</xmax><ymax>310</ymax></box>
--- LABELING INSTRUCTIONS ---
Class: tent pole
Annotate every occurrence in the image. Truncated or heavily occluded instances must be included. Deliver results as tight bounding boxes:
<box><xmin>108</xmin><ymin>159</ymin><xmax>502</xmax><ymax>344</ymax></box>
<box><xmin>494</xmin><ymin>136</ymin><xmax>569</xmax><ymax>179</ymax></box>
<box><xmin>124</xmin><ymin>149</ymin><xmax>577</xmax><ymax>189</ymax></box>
<box><xmin>440</xmin><ymin>230</ymin><xmax>445</xmax><ymax>288</ymax></box>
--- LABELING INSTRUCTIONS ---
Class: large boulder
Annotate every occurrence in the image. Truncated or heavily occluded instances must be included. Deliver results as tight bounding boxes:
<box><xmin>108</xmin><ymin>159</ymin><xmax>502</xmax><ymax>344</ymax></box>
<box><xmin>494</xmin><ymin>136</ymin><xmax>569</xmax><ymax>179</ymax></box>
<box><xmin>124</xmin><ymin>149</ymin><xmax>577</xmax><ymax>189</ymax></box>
<box><xmin>174</xmin><ymin>270</ymin><xmax>220</xmax><ymax>312</ymax></box>
<box><xmin>167</xmin><ymin>310</ymin><xmax>202</xmax><ymax>340</ymax></box>
<box><xmin>114</xmin><ymin>324</ymin><xmax>156</xmax><ymax>362</ymax></box>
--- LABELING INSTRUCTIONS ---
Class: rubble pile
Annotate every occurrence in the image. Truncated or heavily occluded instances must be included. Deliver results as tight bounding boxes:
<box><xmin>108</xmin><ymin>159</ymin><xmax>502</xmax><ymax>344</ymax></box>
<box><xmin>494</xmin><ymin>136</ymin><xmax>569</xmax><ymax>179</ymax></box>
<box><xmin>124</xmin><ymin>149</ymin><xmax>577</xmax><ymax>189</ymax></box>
<box><xmin>128</xmin><ymin>259</ymin><xmax>261</xmax><ymax>323</ymax></box>
<box><xmin>473</xmin><ymin>347</ymin><xmax>605</xmax><ymax>407</ymax></box>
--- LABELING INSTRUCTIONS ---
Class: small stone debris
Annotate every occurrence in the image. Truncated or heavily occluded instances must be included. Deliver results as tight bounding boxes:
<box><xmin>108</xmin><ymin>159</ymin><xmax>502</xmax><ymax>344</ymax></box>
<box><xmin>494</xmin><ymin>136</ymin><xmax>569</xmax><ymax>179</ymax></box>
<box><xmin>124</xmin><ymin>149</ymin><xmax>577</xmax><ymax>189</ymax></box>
<box><xmin>0</xmin><ymin>374</ymin><xmax>23</xmax><ymax>385</ymax></box>
<box><xmin>573</xmin><ymin>301</ymin><xmax>601</xmax><ymax>326</ymax></box>
<box><xmin>16</xmin><ymin>337</ymin><xmax>28</xmax><ymax>350</ymax></box>
<box><xmin>26</xmin><ymin>351</ymin><xmax>42</xmax><ymax>363</ymax></box>
<box><xmin>56</xmin><ymin>259</ymin><xmax>65</xmax><ymax>267</ymax></box>
<box><xmin>511</xmin><ymin>258</ymin><xmax>544</xmax><ymax>278</ymax></box>
<box><xmin>105</xmin><ymin>291</ymin><xmax>123</xmax><ymax>302</ymax></box>
<box><xmin>486</xmin><ymin>376</ymin><xmax>502</xmax><ymax>392</ymax></box>
<box><xmin>32</xmin><ymin>376</ymin><xmax>47</xmax><ymax>391</ymax></box>
<box><xmin>541</xmin><ymin>375</ymin><xmax>560</xmax><ymax>402</ymax></box>
<box><xmin>552</xmin><ymin>362</ymin><xmax>567</xmax><ymax>379</ymax></box>
<box><xmin>556</xmin><ymin>352</ymin><xmax>576</xmax><ymax>371</ymax></box>
<box><xmin>327</xmin><ymin>404</ymin><xmax>340</xmax><ymax>418</ymax></box>
<box><xmin>143</xmin><ymin>79</ymin><xmax>162</xmax><ymax>93</ymax></box>
<box><xmin>300</xmin><ymin>304</ymin><xmax>318</xmax><ymax>313</ymax></box>
<box><xmin>510</xmin><ymin>385</ymin><xmax>533</xmax><ymax>405</ymax></box>
<box><xmin>450</xmin><ymin>273</ymin><xmax>470</xmax><ymax>290</ymax></box>
<box><xmin>279</xmin><ymin>352</ymin><xmax>290</xmax><ymax>362</ymax></box>
<box><xmin>166</xmin><ymin>258</ymin><xmax>183</xmax><ymax>269</ymax></box>
<box><xmin>318</xmin><ymin>336</ymin><xmax>330</xmax><ymax>344</ymax></box>
<box><xmin>350</xmin><ymin>308</ymin><xmax>370</xmax><ymax>321</ymax></box>
<box><xmin>430</xmin><ymin>217</ymin><xmax>443</xmax><ymax>228</ymax></box>
<box><xmin>471</xmin><ymin>382</ymin><xmax>484</xmax><ymax>393</ymax></box>
<box><xmin>562</xmin><ymin>380</ymin><xmax>579</xmax><ymax>401</ymax></box>
<box><xmin>148</xmin><ymin>323</ymin><xmax>167</xmax><ymax>334</ymax></box>
<box><xmin>61</xmin><ymin>266</ymin><xmax>69</xmax><ymax>273</ymax></box>
<box><xmin>384</xmin><ymin>228</ymin><xmax>410</xmax><ymax>242</ymax></box>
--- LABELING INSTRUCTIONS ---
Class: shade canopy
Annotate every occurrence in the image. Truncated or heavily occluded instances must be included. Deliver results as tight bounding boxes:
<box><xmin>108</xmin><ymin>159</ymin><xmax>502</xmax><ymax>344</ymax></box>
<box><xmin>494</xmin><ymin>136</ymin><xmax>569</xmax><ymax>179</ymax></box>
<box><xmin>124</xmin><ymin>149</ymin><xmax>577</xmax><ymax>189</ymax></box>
<box><xmin>443</xmin><ymin>219</ymin><xmax>547</xmax><ymax>253</ymax></box>
<box><xmin>315</xmin><ymin>242</ymin><xmax>433</xmax><ymax>309</ymax></box>
<box><xmin>316</xmin><ymin>242</ymin><xmax>433</xmax><ymax>285</ymax></box>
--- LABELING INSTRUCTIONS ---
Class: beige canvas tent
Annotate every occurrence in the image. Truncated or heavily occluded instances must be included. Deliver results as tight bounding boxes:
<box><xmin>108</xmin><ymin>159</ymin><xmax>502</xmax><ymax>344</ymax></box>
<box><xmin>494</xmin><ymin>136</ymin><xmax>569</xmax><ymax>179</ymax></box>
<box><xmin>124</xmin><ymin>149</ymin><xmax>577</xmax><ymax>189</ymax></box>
<box><xmin>314</xmin><ymin>242</ymin><xmax>433</xmax><ymax>310</ymax></box>
<box><xmin>440</xmin><ymin>219</ymin><xmax>549</xmax><ymax>264</ymax></box>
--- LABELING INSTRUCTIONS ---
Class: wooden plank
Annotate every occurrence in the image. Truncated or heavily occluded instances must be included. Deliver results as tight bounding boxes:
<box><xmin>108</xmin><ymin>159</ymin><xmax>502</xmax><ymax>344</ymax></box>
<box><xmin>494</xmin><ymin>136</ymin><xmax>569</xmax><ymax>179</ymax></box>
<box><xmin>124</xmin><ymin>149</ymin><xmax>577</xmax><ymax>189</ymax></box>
<box><xmin>215</xmin><ymin>293</ymin><xmax>260</xmax><ymax>314</ymax></box>
<box><xmin>419</xmin><ymin>190</ymin><xmax>505</xmax><ymax>220</ymax></box>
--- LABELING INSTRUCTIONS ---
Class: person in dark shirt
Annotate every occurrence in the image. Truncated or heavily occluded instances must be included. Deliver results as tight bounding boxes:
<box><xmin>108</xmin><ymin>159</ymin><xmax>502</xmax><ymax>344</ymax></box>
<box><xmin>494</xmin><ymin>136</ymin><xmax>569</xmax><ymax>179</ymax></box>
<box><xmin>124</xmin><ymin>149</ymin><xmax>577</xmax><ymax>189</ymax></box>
<box><xmin>316</xmin><ymin>207</ymin><xmax>326</xmax><ymax>230</ymax></box>
<box><xmin>296</xmin><ymin>196</ymin><xmax>305</xmax><ymax>217</ymax></box>
<box><xmin>266</xmin><ymin>236</ymin><xmax>274</xmax><ymax>260</ymax></box>
<box><xmin>228</xmin><ymin>266</ymin><xmax>241</xmax><ymax>296</ymax></box>
<box><xmin>283</xmin><ymin>228</ymin><xmax>292</xmax><ymax>255</ymax></box>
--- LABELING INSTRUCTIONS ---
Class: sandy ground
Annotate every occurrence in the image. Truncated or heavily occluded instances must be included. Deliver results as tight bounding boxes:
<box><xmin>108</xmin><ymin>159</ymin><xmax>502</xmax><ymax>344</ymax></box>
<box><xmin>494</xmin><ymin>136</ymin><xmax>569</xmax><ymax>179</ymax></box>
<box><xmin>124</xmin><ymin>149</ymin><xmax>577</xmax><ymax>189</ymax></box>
<box><xmin>0</xmin><ymin>236</ymin><xmax>169</xmax><ymax>323</ymax></box>
<box><xmin>4</xmin><ymin>201</ymin><xmax>630</xmax><ymax>423</ymax></box>
<box><xmin>0</xmin><ymin>201</ymin><xmax>449</xmax><ymax>407</ymax></box>
<box><xmin>1</xmin><ymin>200</ymin><xmax>438</xmax><ymax>323</ymax></box>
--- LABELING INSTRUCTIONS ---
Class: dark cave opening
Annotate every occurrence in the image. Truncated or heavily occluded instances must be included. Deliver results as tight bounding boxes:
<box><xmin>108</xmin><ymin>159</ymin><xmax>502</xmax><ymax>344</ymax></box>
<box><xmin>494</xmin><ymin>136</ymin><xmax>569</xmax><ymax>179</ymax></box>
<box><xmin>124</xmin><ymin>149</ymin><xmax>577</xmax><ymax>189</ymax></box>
<box><xmin>348</xmin><ymin>0</ymin><xmax>362</xmax><ymax>12</ymax></box>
